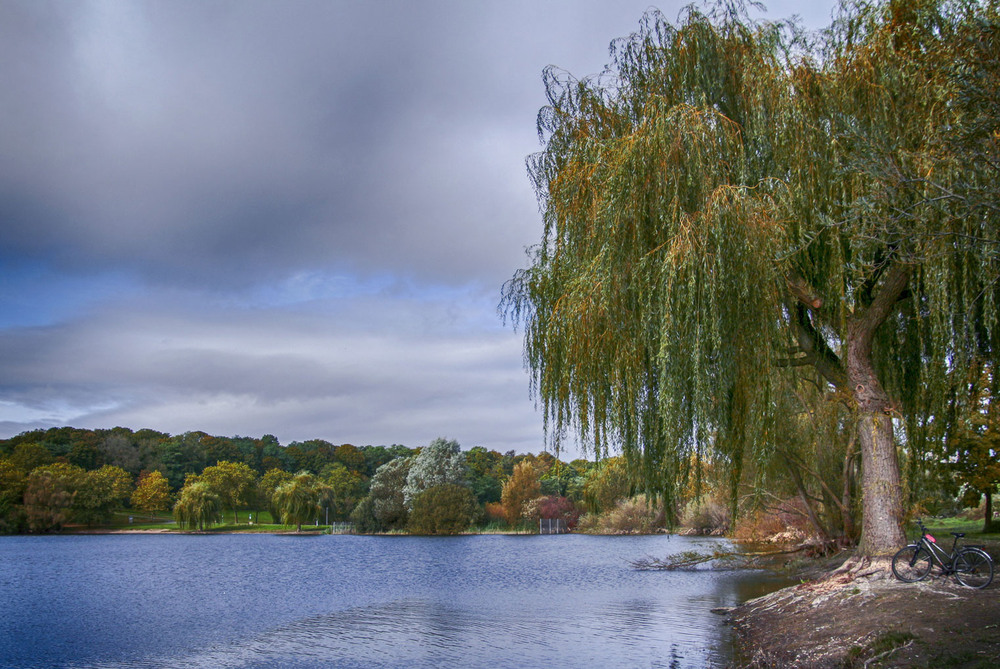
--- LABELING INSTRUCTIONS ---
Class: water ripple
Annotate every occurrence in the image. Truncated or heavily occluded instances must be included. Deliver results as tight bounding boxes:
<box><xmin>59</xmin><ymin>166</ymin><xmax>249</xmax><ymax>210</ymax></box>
<box><xmin>90</xmin><ymin>597</ymin><xmax>718</xmax><ymax>669</ymax></box>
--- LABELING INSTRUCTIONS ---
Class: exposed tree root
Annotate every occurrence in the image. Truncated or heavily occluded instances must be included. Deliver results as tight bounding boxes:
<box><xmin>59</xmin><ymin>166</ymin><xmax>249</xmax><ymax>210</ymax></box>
<box><xmin>824</xmin><ymin>555</ymin><xmax>893</xmax><ymax>583</ymax></box>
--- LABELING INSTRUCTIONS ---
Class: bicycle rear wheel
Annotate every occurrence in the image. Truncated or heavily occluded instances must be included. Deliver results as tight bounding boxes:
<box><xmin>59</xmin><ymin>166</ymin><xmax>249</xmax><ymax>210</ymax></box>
<box><xmin>892</xmin><ymin>545</ymin><xmax>932</xmax><ymax>582</ymax></box>
<box><xmin>954</xmin><ymin>548</ymin><xmax>994</xmax><ymax>589</ymax></box>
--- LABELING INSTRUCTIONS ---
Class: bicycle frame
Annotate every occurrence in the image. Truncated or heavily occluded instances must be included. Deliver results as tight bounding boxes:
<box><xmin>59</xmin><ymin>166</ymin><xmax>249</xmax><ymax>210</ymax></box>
<box><xmin>913</xmin><ymin>530</ymin><xmax>962</xmax><ymax>573</ymax></box>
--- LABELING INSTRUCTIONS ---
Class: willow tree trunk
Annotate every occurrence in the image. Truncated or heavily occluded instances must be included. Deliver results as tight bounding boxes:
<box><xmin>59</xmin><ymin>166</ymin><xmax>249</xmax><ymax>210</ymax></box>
<box><xmin>846</xmin><ymin>264</ymin><xmax>910</xmax><ymax>556</ymax></box>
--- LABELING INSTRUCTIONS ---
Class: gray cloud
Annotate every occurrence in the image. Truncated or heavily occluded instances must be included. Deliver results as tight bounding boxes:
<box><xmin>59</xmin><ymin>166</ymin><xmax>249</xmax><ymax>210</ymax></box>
<box><xmin>0</xmin><ymin>1</ymin><xmax>837</xmax><ymax>453</ymax></box>
<box><xmin>0</xmin><ymin>283</ymin><xmax>538</xmax><ymax>448</ymax></box>
<box><xmin>1</xmin><ymin>1</ymin><xmax>626</xmax><ymax>289</ymax></box>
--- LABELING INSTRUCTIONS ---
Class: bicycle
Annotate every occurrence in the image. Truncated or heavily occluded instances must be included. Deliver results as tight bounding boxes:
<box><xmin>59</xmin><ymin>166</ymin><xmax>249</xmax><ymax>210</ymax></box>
<box><xmin>891</xmin><ymin>519</ymin><xmax>994</xmax><ymax>589</ymax></box>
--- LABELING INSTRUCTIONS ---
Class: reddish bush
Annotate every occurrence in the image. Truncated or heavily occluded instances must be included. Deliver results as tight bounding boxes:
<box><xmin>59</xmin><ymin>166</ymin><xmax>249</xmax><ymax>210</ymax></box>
<box><xmin>524</xmin><ymin>495</ymin><xmax>581</xmax><ymax>529</ymax></box>
<box><xmin>536</xmin><ymin>495</ymin><xmax>581</xmax><ymax>529</ymax></box>
<box><xmin>484</xmin><ymin>502</ymin><xmax>506</xmax><ymax>523</ymax></box>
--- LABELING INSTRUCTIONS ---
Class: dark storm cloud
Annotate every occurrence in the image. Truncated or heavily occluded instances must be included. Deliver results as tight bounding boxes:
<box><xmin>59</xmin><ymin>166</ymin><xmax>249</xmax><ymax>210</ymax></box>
<box><xmin>0</xmin><ymin>1</ymin><xmax>568</xmax><ymax>289</ymax></box>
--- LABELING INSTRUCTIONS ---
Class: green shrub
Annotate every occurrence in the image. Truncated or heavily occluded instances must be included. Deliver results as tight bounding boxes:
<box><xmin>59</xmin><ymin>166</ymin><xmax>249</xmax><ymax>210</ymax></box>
<box><xmin>408</xmin><ymin>484</ymin><xmax>476</xmax><ymax>535</ymax></box>
<box><xmin>350</xmin><ymin>495</ymin><xmax>383</xmax><ymax>533</ymax></box>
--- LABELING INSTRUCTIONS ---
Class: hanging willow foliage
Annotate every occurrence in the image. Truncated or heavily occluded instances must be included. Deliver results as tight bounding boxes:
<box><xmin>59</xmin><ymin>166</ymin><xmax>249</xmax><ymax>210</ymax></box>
<box><xmin>503</xmin><ymin>0</ymin><xmax>1000</xmax><ymax>554</ymax></box>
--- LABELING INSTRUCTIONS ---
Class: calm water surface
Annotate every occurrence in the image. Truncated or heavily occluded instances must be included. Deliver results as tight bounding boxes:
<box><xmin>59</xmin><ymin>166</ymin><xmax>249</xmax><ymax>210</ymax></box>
<box><xmin>0</xmin><ymin>534</ymin><xmax>785</xmax><ymax>668</ymax></box>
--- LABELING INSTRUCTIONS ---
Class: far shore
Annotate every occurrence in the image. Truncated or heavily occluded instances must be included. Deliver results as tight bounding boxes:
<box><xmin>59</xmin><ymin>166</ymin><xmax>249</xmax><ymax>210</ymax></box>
<box><xmin>61</xmin><ymin>526</ymin><xmax>540</xmax><ymax>536</ymax></box>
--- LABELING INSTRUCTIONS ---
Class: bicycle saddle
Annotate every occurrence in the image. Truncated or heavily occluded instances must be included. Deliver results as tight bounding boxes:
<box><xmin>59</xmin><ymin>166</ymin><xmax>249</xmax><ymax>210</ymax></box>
<box><xmin>951</xmin><ymin>532</ymin><xmax>965</xmax><ymax>538</ymax></box>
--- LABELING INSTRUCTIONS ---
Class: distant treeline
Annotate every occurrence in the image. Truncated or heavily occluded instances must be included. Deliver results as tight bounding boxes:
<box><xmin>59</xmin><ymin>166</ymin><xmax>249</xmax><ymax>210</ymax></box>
<box><xmin>0</xmin><ymin>426</ymin><xmax>418</xmax><ymax>489</ymax></box>
<box><xmin>0</xmin><ymin>426</ymin><xmax>641</xmax><ymax>535</ymax></box>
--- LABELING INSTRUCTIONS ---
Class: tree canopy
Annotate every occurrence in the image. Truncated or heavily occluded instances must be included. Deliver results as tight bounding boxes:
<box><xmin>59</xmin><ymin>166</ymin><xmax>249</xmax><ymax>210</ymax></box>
<box><xmin>198</xmin><ymin>461</ymin><xmax>256</xmax><ymax>524</ymax></box>
<box><xmin>273</xmin><ymin>472</ymin><xmax>321</xmax><ymax>532</ymax></box>
<box><xmin>402</xmin><ymin>438</ymin><xmax>470</xmax><ymax>508</ymax></box>
<box><xmin>946</xmin><ymin>363</ymin><xmax>1000</xmax><ymax>531</ymax></box>
<box><xmin>173</xmin><ymin>481</ymin><xmax>222</xmax><ymax>531</ymax></box>
<box><xmin>503</xmin><ymin>0</ymin><xmax>1000</xmax><ymax>555</ymax></box>
<box><xmin>131</xmin><ymin>470</ymin><xmax>172</xmax><ymax>514</ymax></box>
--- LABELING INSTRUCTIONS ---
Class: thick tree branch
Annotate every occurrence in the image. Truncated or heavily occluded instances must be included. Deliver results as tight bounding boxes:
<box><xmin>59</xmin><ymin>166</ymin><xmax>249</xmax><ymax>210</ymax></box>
<box><xmin>849</xmin><ymin>262</ymin><xmax>911</xmax><ymax>359</ymax></box>
<box><xmin>786</xmin><ymin>273</ymin><xmax>824</xmax><ymax>309</ymax></box>
<box><xmin>783</xmin><ymin>297</ymin><xmax>849</xmax><ymax>392</ymax></box>
<box><xmin>775</xmin><ymin>355</ymin><xmax>815</xmax><ymax>368</ymax></box>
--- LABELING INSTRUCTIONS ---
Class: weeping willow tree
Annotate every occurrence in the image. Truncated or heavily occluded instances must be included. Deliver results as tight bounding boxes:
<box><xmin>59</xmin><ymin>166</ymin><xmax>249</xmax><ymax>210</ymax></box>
<box><xmin>273</xmin><ymin>472</ymin><xmax>321</xmax><ymax>532</ymax></box>
<box><xmin>173</xmin><ymin>481</ymin><xmax>222</xmax><ymax>531</ymax></box>
<box><xmin>503</xmin><ymin>0</ymin><xmax>1000</xmax><ymax>556</ymax></box>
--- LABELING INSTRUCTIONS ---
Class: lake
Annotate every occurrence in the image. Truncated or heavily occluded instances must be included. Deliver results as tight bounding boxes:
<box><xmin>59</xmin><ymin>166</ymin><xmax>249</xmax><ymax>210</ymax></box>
<box><xmin>0</xmin><ymin>533</ymin><xmax>786</xmax><ymax>668</ymax></box>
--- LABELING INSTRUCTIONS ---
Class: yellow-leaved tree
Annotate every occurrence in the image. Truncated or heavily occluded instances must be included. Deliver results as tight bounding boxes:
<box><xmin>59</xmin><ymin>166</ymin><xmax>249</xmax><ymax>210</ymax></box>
<box><xmin>131</xmin><ymin>470</ymin><xmax>172</xmax><ymax>515</ymax></box>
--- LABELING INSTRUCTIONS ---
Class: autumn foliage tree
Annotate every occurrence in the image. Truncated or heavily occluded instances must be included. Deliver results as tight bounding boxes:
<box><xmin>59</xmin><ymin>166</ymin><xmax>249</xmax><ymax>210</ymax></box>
<box><xmin>949</xmin><ymin>422</ymin><xmax>1000</xmax><ymax>532</ymax></box>
<box><xmin>7</xmin><ymin>443</ymin><xmax>53</xmax><ymax>473</ymax></box>
<box><xmin>0</xmin><ymin>458</ymin><xmax>27</xmax><ymax>532</ymax></box>
<box><xmin>319</xmin><ymin>463</ymin><xmax>366</xmax><ymax>521</ymax></box>
<box><xmin>22</xmin><ymin>462</ymin><xmax>131</xmax><ymax>527</ymax></box>
<box><xmin>582</xmin><ymin>458</ymin><xmax>632</xmax><ymax>516</ymax></box>
<box><xmin>131</xmin><ymin>470</ymin><xmax>172</xmax><ymax>514</ymax></box>
<box><xmin>525</xmin><ymin>495</ymin><xmax>580</xmax><ymax>529</ymax></box>
<box><xmin>500</xmin><ymin>461</ymin><xmax>541</xmax><ymax>527</ymax></box>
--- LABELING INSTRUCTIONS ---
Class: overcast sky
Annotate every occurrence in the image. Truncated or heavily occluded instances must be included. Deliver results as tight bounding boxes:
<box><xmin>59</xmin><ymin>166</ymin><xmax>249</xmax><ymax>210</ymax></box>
<box><xmin>0</xmin><ymin>0</ymin><xmax>837</xmax><ymax>457</ymax></box>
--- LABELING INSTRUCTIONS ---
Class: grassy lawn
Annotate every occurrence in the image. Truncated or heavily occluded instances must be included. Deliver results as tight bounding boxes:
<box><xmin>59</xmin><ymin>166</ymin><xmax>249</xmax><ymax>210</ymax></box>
<box><xmin>102</xmin><ymin>509</ymin><xmax>351</xmax><ymax>533</ymax></box>
<box><xmin>920</xmin><ymin>517</ymin><xmax>1000</xmax><ymax>558</ymax></box>
<box><xmin>921</xmin><ymin>516</ymin><xmax>1000</xmax><ymax>539</ymax></box>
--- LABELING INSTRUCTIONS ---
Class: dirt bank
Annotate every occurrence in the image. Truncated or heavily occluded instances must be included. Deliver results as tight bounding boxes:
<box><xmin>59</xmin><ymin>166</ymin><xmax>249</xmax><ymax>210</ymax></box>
<box><xmin>730</xmin><ymin>554</ymin><xmax>1000</xmax><ymax>668</ymax></box>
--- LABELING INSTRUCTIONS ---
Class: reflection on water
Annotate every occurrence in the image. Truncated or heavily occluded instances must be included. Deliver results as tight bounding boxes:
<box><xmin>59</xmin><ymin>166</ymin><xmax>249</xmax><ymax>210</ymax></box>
<box><xmin>77</xmin><ymin>598</ymin><xmax>703</xmax><ymax>669</ymax></box>
<box><xmin>0</xmin><ymin>534</ymin><xmax>787</xmax><ymax>668</ymax></box>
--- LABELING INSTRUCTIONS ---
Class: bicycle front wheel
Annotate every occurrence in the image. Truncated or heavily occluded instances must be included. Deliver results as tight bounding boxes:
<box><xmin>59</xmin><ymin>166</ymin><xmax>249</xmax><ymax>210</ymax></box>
<box><xmin>892</xmin><ymin>545</ymin><xmax>932</xmax><ymax>582</ymax></box>
<box><xmin>954</xmin><ymin>549</ymin><xmax>994</xmax><ymax>589</ymax></box>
